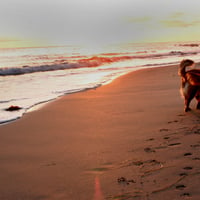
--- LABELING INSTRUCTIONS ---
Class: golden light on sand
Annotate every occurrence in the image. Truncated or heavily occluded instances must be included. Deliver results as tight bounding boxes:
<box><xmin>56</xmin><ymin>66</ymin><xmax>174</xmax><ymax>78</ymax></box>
<box><xmin>93</xmin><ymin>176</ymin><xmax>104</xmax><ymax>200</ymax></box>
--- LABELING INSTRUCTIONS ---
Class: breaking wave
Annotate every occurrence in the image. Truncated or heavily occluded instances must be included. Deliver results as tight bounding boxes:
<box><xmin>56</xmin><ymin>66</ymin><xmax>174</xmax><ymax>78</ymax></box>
<box><xmin>0</xmin><ymin>51</ymin><xmax>199</xmax><ymax>76</ymax></box>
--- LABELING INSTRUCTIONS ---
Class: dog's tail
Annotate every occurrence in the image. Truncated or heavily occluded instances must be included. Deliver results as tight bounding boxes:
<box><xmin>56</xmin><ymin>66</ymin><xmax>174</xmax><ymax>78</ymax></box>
<box><xmin>178</xmin><ymin>59</ymin><xmax>194</xmax><ymax>98</ymax></box>
<box><xmin>178</xmin><ymin>59</ymin><xmax>194</xmax><ymax>88</ymax></box>
<box><xmin>178</xmin><ymin>59</ymin><xmax>194</xmax><ymax>78</ymax></box>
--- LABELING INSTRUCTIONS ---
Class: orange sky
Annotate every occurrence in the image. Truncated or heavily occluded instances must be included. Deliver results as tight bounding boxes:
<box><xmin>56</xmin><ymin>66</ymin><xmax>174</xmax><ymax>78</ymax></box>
<box><xmin>0</xmin><ymin>0</ymin><xmax>200</xmax><ymax>48</ymax></box>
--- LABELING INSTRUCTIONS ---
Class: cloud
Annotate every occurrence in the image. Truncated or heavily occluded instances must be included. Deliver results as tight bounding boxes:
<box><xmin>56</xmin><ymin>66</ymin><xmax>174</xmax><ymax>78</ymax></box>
<box><xmin>161</xmin><ymin>19</ymin><xmax>200</xmax><ymax>28</ymax></box>
<box><xmin>160</xmin><ymin>11</ymin><xmax>200</xmax><ymax>28</ymax></box>
<box><xmin>0</xmin><ymin>38</ymin><xmax>21</xmax><ymax>43</ymax></box>
<box><xmin>169</xmin><ymin>12</ymin><xmax>185</xmax><ymax>19</ymax></box>
<box><xmin>125</xmin><ymin>16</ymin><xmax>152</xmax><ymax>23</ymax></box>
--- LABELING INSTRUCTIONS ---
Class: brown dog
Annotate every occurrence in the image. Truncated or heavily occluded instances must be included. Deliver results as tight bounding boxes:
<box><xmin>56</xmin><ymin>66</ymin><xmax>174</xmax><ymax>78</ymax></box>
<box><xmin>178</xmin><ymin>59</ymin><xmax>200</xmax><ymax>112</ymax></box>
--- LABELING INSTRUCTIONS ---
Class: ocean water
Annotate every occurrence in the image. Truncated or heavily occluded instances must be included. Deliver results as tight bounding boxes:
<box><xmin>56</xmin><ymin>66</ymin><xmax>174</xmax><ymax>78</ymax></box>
<box><xmin>1</xmin><ymin>41</ymin><xmax>200</xmax><ymax>124</ymax></box>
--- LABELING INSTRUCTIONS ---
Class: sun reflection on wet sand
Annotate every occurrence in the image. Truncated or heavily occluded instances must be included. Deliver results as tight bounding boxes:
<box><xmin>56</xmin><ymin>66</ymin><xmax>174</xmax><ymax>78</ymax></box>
<box><xmin>93</xmin><ymin>176</ymin><xmax>104</xmax><ymax>200</ymax></box>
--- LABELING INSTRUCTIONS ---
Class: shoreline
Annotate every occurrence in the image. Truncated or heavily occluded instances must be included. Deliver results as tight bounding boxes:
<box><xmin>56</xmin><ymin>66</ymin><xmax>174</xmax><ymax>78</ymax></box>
<box><xmin>0</xmin><ymin>65</ymin><xmax>200</xmax><ymax>199</ymax></box>
<box><xmin>1</xmin><ymin>63</ymin><xmax>177</xmax><ymax>126</ymax></box>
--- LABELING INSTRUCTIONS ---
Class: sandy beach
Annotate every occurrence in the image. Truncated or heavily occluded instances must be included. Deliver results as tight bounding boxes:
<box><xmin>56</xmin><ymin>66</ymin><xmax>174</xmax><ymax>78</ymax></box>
<box><xmin>0</xmin><ymin>65</ymin><xmax>200</xmax><ymax>200</ymax></box>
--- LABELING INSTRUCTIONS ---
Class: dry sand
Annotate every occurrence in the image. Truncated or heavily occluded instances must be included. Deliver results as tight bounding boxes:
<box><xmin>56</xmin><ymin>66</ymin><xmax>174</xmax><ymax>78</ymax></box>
<box><xmin>0</xmin><ymin>65</ymin><xmax>200</xmax><ymax>200</ymax></box>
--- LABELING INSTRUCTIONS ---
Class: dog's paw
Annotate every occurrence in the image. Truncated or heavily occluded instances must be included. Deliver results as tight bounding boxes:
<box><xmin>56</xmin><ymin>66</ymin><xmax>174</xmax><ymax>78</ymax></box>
<box><xmin>184</xmin><ymin>107</ymin><xmax>191</xmax><ymax>112</ymax></box>
<box><xmin>196</xmin><ymin>104</ymin><xmax>200</xmax><ymax>110</ymax></box>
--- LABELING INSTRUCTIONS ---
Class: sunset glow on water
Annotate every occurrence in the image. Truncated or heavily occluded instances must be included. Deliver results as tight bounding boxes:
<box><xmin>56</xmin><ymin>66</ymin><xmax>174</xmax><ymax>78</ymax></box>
<box><xmin>1</xmin><ymin>41</ymin><xmax>200</xmax><ymax>124</ymax></box>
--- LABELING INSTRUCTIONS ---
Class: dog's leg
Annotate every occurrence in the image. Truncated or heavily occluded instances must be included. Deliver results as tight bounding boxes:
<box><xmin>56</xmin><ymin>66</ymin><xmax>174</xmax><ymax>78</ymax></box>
<box><xmin>184</xmin><ymin>85</ymin><xmax>197</xmax><ymax>112</ymax></box>
<box><xmin>196</xmin><ymin>101</ymin><xmax>200</xmax><ymax>110</ymax></box>
<box><xmin>195</xmin><ymin>89</ymin><xmax>200</xmax><ymax>109</ymax></box>
<box><xmin>184</xmin><ymin>99</ymin><xmax>192</xmax><ymax>112</ymax></box>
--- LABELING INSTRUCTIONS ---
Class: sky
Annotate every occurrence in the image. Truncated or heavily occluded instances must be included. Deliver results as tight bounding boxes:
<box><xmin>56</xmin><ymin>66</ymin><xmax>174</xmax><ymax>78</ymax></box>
<box><xmin>0</xmin><ymin>0</ymin><xmax>200</xmax><ymax>48</ymax></box>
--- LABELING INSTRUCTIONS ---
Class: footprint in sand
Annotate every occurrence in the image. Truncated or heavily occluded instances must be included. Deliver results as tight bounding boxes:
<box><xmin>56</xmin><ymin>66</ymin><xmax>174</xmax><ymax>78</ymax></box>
<box><xmin>179</xmin><ymin>172</ymin><xmax>188</xmax><ymax>176</ymax></box>
<box><xmin>184</xmin><ymin>152</ymin><xmax>192</xmax><ymax>156</ymax></box>
<box><xmin>183</xmin><ymin>166</ymin><xmax>193</xmax><ymax>170</ymax></box>
<box><xmin>146</xmin><ymin>138</ymin><xmax>155</xmax><ymax>141</ymax></box>
<box><xmin>176</xmin><ymin>184</ymin><xmax>186</xmax><ymax>190</ymax></box>
<box><xmin>168</xmin><ymin>120</ymin><xmax>178</xmax><ymax>124</ymax></box>
<box><xmin>168</xmin><ymin>142</ymin><xmax>181</xmax><ymax>147</ymax></box>
<box><xmin>180</xmin><ymin>192</ymin><xmax>191</xmax><ymax>197</ymax></box>
<box><xmin>163</xmin><ymin>136</ymin><xmax>170</xmax><ymax>140</ymax></box>
<box><xmin>132</xmin><ymin>161</ymin><xmax>144</xmax><ymax>166</ymax></box>
<box><xmin>193</xmin><ymin>128</ymin><xmax>200</xmax><ymax>134</ymax></box>
<box><xmin>144</xmin><ymin>147</ymin><xmax>155</xmax><ymax>153</ymax></box>
<box><xmin>139</xmin><ymin>160</ymin><xmax>163</xmax><ymax>175</ymax></box>
<box><xmin>192</xmin><ymin>157</ymin><xmax>200</xmax><ymax>160</ymax></box>
<box><xmin>117</xmin><ymin>177</ymin><xmax>135</xmax><ymax>185</ymax></box>
<box><xmin>191</xmin><ymin>144</ymin><xmax>200</xmax><ymax>148</ymax></box>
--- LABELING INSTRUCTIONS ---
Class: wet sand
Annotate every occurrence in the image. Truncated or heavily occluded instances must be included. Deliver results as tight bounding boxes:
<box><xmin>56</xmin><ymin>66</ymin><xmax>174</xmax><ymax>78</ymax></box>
<box><xmin>0</xmin><ymin>65</ymin><xmax>200</xmax><ymax>200</ymax></box>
